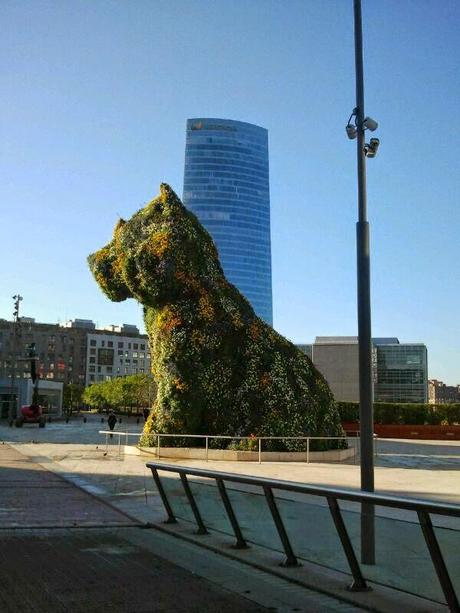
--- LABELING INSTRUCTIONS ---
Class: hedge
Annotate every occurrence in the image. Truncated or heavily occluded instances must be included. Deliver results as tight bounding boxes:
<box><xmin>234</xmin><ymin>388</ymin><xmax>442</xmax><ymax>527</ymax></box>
<box><xmin>337</xmin><ymin>401</ymin><xmax>460</xmax><ymax>425</ymax></box>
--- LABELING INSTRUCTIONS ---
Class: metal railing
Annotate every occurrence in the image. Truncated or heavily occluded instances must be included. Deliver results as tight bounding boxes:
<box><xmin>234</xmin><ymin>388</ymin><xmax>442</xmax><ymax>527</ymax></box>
<box><xmin>146</xmin><ymin>462</ymin><xmax>460</xmax><ymax>611</ymax></box>
<box><xmin>99</xmin><ymin>430</ymin><xmax>372</xmax><ymax>463</ymax></box>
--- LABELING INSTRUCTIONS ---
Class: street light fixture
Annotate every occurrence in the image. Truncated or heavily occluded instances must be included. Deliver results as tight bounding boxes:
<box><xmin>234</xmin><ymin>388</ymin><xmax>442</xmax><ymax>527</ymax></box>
<box><xmin>347</xmin><ymin>0</ymin><xmax>378</xmax><ymax>565</ymax></box>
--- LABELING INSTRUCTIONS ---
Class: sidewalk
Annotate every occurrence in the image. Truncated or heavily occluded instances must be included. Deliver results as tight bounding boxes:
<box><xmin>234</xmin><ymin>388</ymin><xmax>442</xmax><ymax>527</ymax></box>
<box><xmin>0</xmin><ymin>442</ymin><xmax>365</xmax><ymax>612</ymax></box>
<box><xmin>7</xmin><ymin>440</ymin><xmax>459</xmax><ymax>611</ymax></box>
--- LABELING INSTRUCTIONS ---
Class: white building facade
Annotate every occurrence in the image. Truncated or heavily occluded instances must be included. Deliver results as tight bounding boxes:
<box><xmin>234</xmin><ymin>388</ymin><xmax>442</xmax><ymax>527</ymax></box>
<box><xmin>85</xmin><ymin>331</ymin><xmax>151</xmax><ymax>386</ymax></box>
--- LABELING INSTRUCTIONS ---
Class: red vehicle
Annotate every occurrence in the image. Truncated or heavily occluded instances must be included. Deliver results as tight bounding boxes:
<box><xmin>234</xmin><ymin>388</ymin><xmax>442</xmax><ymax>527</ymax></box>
<box><xmin>16</xmin><ymin>404</ymin><xmax>46</xmax><ymax>428</ymax></box>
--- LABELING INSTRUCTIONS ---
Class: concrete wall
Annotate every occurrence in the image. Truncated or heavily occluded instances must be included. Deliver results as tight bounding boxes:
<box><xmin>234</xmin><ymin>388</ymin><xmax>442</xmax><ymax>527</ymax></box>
<box><xmin>131</xmin><ymin>445</ymin><xmax>356</xmax><ymax>463</ymax></box>
<box><xmin>312</xmin><ymin>343</ymin><xmax>360</xmax><ymax>402</ymax></box>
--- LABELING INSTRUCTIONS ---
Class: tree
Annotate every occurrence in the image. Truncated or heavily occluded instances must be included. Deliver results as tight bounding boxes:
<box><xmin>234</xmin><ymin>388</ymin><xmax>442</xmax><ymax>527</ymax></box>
<box><xmin>63</xmin><ymin>383</ymin><xmax>84</xmax><ymax>410</ymax></box>
<box><xmin>82</xmin><ymin>374</ymin><xmax>157</xmax><ymax>413</ymax></box>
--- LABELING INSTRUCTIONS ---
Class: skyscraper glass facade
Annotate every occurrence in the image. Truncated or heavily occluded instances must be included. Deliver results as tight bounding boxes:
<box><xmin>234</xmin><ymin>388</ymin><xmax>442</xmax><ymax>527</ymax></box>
<box><xmin>183</xmin><ymin>118</ymin><xmax>273</xmax><ymax>325</ymax></box>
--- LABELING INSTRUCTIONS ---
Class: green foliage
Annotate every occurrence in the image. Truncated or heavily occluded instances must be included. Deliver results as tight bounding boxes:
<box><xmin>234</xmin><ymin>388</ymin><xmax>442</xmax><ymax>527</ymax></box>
<box><xmin>82</xmin><ymin>374</ymin><xmax>157</xmax><ymax>413</ymax></box>
<box><xmin>89</xmin><ymin>184</ymin><xmax>345</xmax><ymax>451</ymax></box>
<box><xmin>63</xmin><ymin>383</ymin><xmax>84</xmax><ymax>409</ymax></box>
<box><xmin>337</xmin><ymin>401</ymin><xmax>460</xmax><ymax>425</ymax></box>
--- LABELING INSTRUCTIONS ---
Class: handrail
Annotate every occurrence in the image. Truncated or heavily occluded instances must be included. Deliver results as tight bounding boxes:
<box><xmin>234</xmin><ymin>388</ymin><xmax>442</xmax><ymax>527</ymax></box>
<box><xmin>146</xmin><ymin>461</ymin><xmax>460</xmax><ymax>611</ymax></box>
<box><xmin>99</xmin><ymin>430</ymin><xmax>366</xmax><ymax>464</ymax></box>
<box><xmin>99</xmin><ymin>430</ymin><xmax>367</xmax><ymax>464</ymax></box>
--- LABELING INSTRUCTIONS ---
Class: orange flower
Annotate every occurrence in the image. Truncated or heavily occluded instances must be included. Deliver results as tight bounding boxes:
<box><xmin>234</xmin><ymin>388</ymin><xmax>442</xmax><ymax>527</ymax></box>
<box><xmin>249</xmin><ymin>322</ymin><xmax>261</xmax><ymax>340</ymax></box>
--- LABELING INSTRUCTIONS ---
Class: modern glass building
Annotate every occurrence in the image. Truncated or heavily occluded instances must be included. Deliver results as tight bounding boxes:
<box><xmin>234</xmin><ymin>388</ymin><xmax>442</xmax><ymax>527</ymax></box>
<box><xmin>373</xmin><ymin>340</ymin><xmax>428</xmax><ymax>403</ymax></box>
<box><xmin>183</xmin><ymin>118</ymin><xmax>273</xmax><ymax>325</ymax></box>
<box><xmin>295</xmin><ymin>337</ymin><xmax>428</xmax><ymax>403</ymax></box>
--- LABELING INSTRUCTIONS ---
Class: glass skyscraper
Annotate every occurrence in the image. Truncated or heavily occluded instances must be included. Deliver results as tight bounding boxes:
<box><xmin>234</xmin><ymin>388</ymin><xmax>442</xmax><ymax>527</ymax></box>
<box><xmin>183</xmin><ymin>118</ymin><xmax>273</xmax><ymax>325</ymax></box>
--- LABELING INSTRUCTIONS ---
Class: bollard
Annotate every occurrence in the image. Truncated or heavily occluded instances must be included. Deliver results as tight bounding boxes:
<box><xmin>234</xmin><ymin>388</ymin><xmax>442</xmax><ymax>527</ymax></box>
<box><xmin>101</xmin><ymin>417</ymin><xmax>104</xmax><ymax>423</ymax></box>
<box><xmin>9</xmin><ymin>420</ymin><xmax>13</xmax><ymax>428</ymax></box>
<box><xmin>48</xmin><ymin>416</ymin><xmax>52</xmax><ymax>423</ymax></box>
<box><xmin>65</xmin><ymin>417</ymin><xmax>69</xmax><ymax>424</ymax></box>
<box><xmin>136</xmin><ymin>417</ymin><xmax>140</xmax><ymax>424</ymax></box>
<box><xmin>119</xmin><ymin>418</ymin><xmax>122</xmax><ymax>424</ymax></box>
<box><xmin>83</xmin><ymin>417</ymin><xmax>87</xmax><ymax>423</ymax></box>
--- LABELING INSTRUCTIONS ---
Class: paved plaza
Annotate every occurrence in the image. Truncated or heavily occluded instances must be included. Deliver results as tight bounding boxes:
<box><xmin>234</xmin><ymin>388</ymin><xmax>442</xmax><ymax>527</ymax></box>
<box><xmin>1</xmin><ymin>415</ymin><xmax>459</xmax><ymax>611</ymax></box>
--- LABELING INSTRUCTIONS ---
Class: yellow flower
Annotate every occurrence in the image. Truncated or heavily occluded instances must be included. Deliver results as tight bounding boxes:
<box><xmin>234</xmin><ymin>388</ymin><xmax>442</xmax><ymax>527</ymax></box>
<box><xmin>173</xmin><ymin>378</ymin><xmax>188</xmax><ymax>392</ymax></box>
<box><xmin>150</xmin><ymin>230</ymin><xmax>170</xmax><ymax>258</ymax></box>
<box><xmin>156</xmin><ymin>306</ymin><xmax>182</xmax><ymax>332</ymax></box>
<box><xmin>199</xmin><ymin>290</ymin><xmax>214</xmax><ymax>321</ymax></box>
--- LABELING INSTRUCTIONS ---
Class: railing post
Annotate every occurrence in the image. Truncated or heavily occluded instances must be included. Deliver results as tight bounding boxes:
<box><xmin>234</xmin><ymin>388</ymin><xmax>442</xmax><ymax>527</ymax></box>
<box><xmin>149</xmin><ymin>467</ymin><xmax>177</xmax><ymax>524</ymax></box>
<box><xmin>307</xmin><ymin>438</ymin><xmax>310</xmax><ymax>464</ymax></box>
<box><xmin>206</xmin><ymin>436</ymin><xmax>209</xmax><ymax>462</ymax></box>
<box><xmin>216</xmin><ymin>478</ymin><xmax>248</xmax><ymax>549</ymax></box>
<box><xmin>327</xmin><ymin>496</ymin><xmax>369</xmax><ymax>592</ymax></box>
<box><xmin>258</xmin><ymin>438</ymin><xmax>262</xmax><ymax>464</ymax></box>
<box><xmin>105</xmin><ymin>432</ymin><xmax>108</xmax><ymax>453</ymax></box>
<box><xmin>263</xmin><ymin>485</ymin><xmax>299</xmax><ymax>567</ymax></box>
<box><xmin>418</xmin><ymin>510</ymin><xmax>459</xmax><ymax>612</ymax></box>
<box><xmin>157</xmin><ymin>434</ymin><xmax>160</xmax><ymax>459</ymax></box>
<box><xmin>118</xmin><ymin>433</ymin><xmax>121</xmax><ymax>457</ymax></box>
<box><xmin>179</xmin><ymin>472</ymin><xmax>208</xmax><ymax>535</ymax></box>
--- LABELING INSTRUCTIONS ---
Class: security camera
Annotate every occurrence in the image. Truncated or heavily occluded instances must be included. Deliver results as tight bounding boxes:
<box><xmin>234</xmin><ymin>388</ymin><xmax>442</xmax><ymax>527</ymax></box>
<box><xmin>346</xmin><ymin>124</ymin><xmax>357</xmax><ymax>140</ymax></box>
<box><xmin>363</xmin><ymin>117</ymin><xmax>378</xmax><ymax>131</ymax></box>
<box><xmin>365</xmin><ymin>137</ymin><xmax>380</xmax><ymax>158</ymax></box>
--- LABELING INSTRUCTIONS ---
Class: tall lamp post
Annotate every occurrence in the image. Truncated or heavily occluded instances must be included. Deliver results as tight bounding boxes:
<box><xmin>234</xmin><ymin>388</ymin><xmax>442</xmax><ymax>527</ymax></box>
<box><xmin>346</xmin><ymin>0</ymin><xmax>380</xmax><ymax>565</ymax></box>
<box><xmin>9</xmin><ymin>294</ymin><xmax>23</xmax><ymax>424</ymax></box>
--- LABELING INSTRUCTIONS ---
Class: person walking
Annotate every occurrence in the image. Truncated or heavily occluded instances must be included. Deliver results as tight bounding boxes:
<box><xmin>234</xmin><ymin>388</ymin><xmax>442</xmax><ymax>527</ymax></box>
<box><xmin>107</xmin><ymin>410</ymin><xmax>117</xmax><ymax>438</ymax></box>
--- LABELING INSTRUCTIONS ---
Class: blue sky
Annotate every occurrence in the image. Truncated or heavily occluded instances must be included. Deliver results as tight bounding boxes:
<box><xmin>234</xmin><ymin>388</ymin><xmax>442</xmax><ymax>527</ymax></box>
<box><xmin>1</xmin><ymin>0</ymin><xmax>459</xmax><ymax>384</ymax></box>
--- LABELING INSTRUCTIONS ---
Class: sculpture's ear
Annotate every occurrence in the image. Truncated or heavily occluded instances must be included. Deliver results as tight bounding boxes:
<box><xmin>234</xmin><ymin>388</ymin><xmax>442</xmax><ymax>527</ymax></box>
<box><xmin>159</xmin><ymin>183</ymin><xmax>185</xmax><ymax>217</ymax></box>
<box><xmin>88</xmin><ymin>242</ymin><xmax>132</xmax><ymax>302</ymax></box>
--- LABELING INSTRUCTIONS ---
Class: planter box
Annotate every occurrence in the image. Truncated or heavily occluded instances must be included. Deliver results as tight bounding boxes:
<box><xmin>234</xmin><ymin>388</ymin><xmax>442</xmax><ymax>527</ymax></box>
<box><xmin>126</xmin><ymin>445</ymin><xmax>356</xmax><ymax>463</ymax></box>
<box><xmin>342</xmin><ymin>422</ymin><xmax>460</xmax><ymax>440</ymax></box>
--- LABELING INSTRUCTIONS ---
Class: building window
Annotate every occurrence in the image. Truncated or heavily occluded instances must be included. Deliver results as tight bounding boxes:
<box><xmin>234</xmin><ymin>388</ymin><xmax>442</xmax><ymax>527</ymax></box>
<box><xmin>133</xmin><ymin>352</ymin><xmax>138</xmax><ymax>358</ymax></box>
<box><xmin>108</xmin><ymin>341</ymin><xmax>113</xmax><ymax>348</ymax></box>
<box><xmin>118</xmin><ymin>342</ymin><xmax>123</xmax><ymax>348</ymax></box>
<box><xmin>89</xmin><ymin>365</ymin><xmax>95</xmax><ymax>373</ymax></box>
<box><xmin>139</xmin><ymin>353</ymin><xmax>145</xmax><ymax>359</ymax></box>
<box><xmin>118</xmin><ymin>350</ymin><xmax>123</xmax><ymax>356</ymax></box>
<box><xmin>133</xmin><ymin>343</ymin><xmax>138</xmax><ymax>350</ymax></box>
<box><xmin>101</xmin><ymin>341</ymin><xmax>105</xmax><ymax>347</ymax></box>
<box><xmin>89</xmin><ymin>357</ymin><xmax>95</xmax><ymax>364</ymax></box>
<box><xmin>89</xmin><ymin>375</ymin><xmax>95</xmax><ymax>382</ymax></box>
<box><xmin>90</xmin><ymin>348</ymin><xmax>96</xmax><ymax>355</ymax></box>
<box><xmin>90</xmin><ymin>340</ymin><xmax>96</xmax><ymax>347</ymax></box>
<box><xmin>97</xmin><ymin>348</ymin><xmax>114</xmax><ymax>365</ymax></box>
<box><xmin>140</xmin><ymin>344</ymin><xmax>145</xmax><ymax>350</ymax></box>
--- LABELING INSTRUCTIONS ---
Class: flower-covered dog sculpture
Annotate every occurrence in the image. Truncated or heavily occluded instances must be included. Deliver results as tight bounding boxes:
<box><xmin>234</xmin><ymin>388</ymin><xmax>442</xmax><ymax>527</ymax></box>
<box><xmin>88</xmin><ymin>184</ymin><xmax>344</xmax><ymax>449</ymax></box>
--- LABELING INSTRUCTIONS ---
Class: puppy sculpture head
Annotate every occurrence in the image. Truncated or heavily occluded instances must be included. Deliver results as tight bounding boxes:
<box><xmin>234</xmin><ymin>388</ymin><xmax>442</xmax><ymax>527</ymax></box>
<box><xmin>88</xmin><ymin>184</ymin><xmax>223</xmax><ymax>308</ymax></box>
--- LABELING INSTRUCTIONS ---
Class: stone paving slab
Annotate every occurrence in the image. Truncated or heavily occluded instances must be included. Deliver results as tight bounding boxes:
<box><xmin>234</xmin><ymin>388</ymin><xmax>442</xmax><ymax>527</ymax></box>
<box><xmin>0</xmin><ymin>442</ymin><xmax>366</xmax><ymax>612</ymax></box>
<box><xmin>0</xmin><ymin>528</ymin><xmax>268</xmax><ymax>613</ymax></box>
<box><xmin>0</xmin><ymin>444</ymin><xmax>137</xmax><ymax>528</ymax></box>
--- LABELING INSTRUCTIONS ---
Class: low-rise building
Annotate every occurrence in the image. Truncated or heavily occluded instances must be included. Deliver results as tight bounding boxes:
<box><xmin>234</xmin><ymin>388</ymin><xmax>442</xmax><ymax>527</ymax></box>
<box><xmin>428</xmin><ymin>379</ymin><xmax>460</xmax><ymax>404</ymax></box>
<box><xmin>0</xmin><ymin>317</ymin><xmax>150</xmax><ymax>418</ymax></box>
<box><xmin>296</xmin><ymin>336</ymin><xmax>428</xmax><ymax>403</ymax></box>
